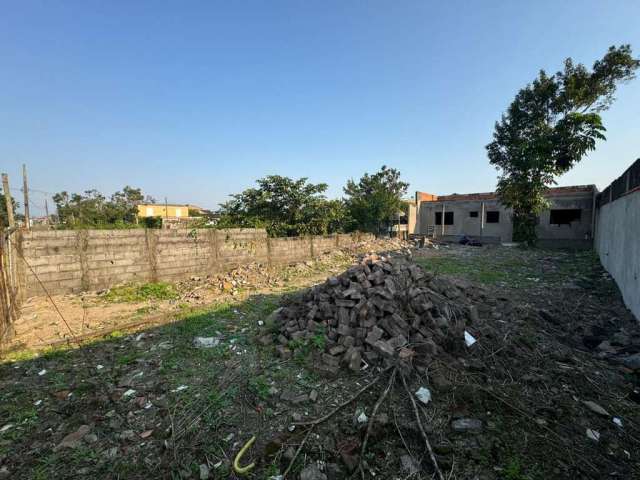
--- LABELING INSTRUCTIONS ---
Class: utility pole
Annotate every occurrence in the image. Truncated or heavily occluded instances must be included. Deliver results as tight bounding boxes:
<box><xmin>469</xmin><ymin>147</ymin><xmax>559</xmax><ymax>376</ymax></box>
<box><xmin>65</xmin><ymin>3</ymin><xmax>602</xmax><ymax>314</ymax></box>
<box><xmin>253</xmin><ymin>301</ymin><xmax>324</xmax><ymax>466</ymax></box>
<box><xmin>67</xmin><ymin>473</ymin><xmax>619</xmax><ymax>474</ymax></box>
<box><xmin>1</xmin><ymin>173</ymin><xmax>15</xmax><ymax>228</ymax></box>
<box><xmin>45</xmin><ymin>199</ymin><xmax>50</xmax><ymax>224</ymax></box>
<box><xmin>164</xmin><ymin>197</ymin><xmax>169</xmax><ymax>228</ymax></box>
<box><xmin>22</xmin><ymin>164</ymin><xmax>30</xmax><ymax>230</ymax></box>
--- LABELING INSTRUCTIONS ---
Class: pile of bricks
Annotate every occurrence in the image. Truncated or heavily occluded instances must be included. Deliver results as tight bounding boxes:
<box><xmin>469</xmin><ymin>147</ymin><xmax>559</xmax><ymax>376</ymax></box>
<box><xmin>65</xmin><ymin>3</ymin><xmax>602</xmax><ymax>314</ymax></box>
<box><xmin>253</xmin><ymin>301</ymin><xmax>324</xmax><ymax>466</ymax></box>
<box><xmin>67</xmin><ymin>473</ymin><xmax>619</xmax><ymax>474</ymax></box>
<box><xmin>272</xmin><ymin>253</ymin><xmax>480</xmax><ymax>374</ymax></box>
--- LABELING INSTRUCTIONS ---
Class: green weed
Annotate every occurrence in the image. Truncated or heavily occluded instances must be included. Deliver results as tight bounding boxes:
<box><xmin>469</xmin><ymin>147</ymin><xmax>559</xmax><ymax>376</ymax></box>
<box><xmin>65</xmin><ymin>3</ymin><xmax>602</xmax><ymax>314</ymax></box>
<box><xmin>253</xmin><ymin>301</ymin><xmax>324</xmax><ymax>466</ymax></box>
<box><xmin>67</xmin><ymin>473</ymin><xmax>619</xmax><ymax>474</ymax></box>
<box><xmin>104</xmin><ymin>282</ymin><xmax>178</xmax><ymax>303</ymax></box>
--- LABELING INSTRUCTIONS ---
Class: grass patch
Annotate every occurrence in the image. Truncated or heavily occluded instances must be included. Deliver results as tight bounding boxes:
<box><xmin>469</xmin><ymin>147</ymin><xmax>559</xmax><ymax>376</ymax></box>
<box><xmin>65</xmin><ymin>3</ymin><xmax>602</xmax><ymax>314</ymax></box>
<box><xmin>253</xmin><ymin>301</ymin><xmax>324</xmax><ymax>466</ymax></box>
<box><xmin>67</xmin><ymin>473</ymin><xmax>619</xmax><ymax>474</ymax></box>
<box><xmin>104</xmin><ymin>282</ymin><xmax>178</xmax><ymax>303</ymax></box>
<box><xmin>416</xmin><ymin>256</ymin><xmax>511</xmax><ymax>284</ymax></box>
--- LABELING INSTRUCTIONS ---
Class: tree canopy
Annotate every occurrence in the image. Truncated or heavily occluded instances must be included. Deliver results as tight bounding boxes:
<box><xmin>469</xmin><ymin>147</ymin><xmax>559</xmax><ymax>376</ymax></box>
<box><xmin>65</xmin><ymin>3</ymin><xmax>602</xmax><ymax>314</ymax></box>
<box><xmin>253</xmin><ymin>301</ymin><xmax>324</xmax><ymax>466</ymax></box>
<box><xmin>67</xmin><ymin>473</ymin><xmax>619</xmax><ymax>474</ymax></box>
<box><xmin>487</xmin><ymin>45</ymin><xmax>639</xmax><ymax>244</ymax></box>
<box><xmin>53</xmin><ymin>186</ymin><xmax>152</xmax><ymax>228</ymax></box>
<box><xmin>343</xmin><ymin>166</ymin><xmax>409</xmax><ymax>234</ymax></box>
<box><xmin>217</xmin><ymin>175</ymin><xmax>351</xmax><ymax>237</ymax></box>
<box><xmin>0</xmin><ymin>193</ymin><xmax>19</xmax><ymax>228</ymax></box>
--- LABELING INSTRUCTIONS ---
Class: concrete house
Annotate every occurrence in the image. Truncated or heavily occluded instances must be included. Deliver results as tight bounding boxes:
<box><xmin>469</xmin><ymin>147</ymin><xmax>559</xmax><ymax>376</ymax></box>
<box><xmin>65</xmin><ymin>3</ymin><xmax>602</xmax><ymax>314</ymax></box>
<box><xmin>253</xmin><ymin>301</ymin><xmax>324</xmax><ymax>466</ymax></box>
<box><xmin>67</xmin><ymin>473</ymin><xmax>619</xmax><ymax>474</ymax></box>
<box><xmin>137</xmin><ymin>203</ymin><xmax>204</xmax><ymax>219</ymax></box>
<box><xmin>412</xmin><ymin>185</ymin><xmax>596</xmax><ymax>248</ymax></box>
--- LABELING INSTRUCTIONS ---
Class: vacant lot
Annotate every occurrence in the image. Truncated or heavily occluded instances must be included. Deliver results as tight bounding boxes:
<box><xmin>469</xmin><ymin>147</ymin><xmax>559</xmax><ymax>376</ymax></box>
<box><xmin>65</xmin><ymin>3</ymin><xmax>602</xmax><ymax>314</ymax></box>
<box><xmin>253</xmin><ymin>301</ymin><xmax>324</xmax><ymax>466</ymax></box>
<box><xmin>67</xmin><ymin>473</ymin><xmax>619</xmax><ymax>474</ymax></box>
<box><xmin>1</xmin><ymin>243</ymin><xmax>638</xmax><ymax>479</ymax></box>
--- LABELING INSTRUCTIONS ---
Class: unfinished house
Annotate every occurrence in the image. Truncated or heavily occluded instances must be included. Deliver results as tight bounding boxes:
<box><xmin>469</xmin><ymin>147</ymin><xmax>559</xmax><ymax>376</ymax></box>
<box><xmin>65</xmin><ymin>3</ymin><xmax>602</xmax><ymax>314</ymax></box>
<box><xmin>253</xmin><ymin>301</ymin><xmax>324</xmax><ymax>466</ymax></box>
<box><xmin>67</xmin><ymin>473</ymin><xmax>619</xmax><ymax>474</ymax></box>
<box><xmin>413</xmin><ymin>185</ymin><xmax>596</xmax><ymax>248</ymax></box>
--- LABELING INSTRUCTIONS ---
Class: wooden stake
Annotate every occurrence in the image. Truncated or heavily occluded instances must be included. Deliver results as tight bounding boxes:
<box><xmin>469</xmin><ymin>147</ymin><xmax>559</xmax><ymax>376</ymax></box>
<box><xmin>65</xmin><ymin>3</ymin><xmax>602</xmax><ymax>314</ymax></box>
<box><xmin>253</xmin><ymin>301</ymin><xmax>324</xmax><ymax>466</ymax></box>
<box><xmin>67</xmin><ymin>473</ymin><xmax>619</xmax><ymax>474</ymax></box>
<box><xmin>22</xmin><ymin>164</ymin><xmax>30</xmax><ymax>230</ymax></box>
<box><xmin>1</xmin><ymin>174</ymin><xmax>15</xmax><ymax>228</ymax></box>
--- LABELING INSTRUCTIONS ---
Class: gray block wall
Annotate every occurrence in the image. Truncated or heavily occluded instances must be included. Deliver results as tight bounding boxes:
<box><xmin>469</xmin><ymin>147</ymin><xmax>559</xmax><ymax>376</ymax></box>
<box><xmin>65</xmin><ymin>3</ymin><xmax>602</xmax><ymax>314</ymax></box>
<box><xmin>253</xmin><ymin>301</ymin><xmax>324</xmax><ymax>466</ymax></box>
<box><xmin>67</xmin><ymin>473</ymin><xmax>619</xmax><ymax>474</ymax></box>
<box><xmin>17</xmin><ymin>229</ymin><xmax>371</xmax><ymax>298</ymax></box>
<box><xmin>595</xmin><ymin>190</ymin><xmax>640</xmax><ymax>321</ymax></box>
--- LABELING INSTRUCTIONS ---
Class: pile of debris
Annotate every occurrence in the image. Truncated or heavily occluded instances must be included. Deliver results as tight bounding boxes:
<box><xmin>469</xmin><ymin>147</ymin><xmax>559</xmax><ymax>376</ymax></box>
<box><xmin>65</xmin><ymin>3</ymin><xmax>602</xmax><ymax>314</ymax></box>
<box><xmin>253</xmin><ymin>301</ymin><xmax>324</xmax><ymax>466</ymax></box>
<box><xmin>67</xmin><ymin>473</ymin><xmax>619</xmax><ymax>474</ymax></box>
<box><xmin>270</xmin><ymin>252</ymin><xmax>482</xmax><ymax>373</ymax></box>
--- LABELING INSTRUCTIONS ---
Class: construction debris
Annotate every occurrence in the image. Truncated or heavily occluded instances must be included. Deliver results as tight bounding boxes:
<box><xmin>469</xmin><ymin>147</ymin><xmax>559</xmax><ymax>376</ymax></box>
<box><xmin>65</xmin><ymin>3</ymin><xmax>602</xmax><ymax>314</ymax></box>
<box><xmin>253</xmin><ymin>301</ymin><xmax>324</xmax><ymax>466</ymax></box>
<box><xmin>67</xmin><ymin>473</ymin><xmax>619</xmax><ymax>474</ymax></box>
<box><xmin>271</xmin><ymin>252</ymin><xmax>482</xmax><ymax>373</ymax></box>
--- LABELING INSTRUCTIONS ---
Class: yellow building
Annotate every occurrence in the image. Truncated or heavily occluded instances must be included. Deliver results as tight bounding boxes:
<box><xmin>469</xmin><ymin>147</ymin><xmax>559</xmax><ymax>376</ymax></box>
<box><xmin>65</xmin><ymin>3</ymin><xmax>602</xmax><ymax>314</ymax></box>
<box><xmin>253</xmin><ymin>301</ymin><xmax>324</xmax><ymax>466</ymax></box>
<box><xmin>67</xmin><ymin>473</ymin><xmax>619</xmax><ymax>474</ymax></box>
<box><xmin>137</xmin><ymin>204</ymin><xmax>203</xmax><ymax>219</ymax></box>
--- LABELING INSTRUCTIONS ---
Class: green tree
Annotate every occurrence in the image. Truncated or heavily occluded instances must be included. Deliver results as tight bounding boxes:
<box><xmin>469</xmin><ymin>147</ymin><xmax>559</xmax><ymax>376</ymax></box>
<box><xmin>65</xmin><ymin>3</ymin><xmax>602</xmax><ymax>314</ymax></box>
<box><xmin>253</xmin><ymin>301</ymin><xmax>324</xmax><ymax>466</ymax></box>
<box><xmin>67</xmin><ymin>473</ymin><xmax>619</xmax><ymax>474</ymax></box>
<box><xmin>217</xmin><ymin>175</ymin><xmax>351</xmax><ymax>236</ymax></box>
<box><xmin>0</xmin><ymin>193</ymin><xmax>19</xmax><ymax>228</ymax></box>
<box><xmin>487</xmin><ymin>45</ymin><xmax>639</xmax><ymax>245</ymax></box>
<box><xmin>52</xmin><ymin>186</ymin><xmax>150</xmax><ymax>228</ymax></box>
<box><xmin>343</xmin><ymin>166</ymin><xmax>409</xmax><ymax>234</ymax></box>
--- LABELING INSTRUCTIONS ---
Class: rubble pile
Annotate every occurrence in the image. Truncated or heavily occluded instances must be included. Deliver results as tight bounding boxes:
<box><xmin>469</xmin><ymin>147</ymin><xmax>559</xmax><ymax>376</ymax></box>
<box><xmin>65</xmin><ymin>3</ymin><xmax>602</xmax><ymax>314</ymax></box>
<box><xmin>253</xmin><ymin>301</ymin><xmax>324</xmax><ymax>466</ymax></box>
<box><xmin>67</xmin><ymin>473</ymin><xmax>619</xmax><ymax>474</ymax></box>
<box><xmin>271</xmin><ymin>253</ymin><xmax>482</xmax><ymax>373</ymax></box>
<box><xmin>180</xmin><ymin>238</ymin><xmax>414</xmax><ymax>300</ymax></box>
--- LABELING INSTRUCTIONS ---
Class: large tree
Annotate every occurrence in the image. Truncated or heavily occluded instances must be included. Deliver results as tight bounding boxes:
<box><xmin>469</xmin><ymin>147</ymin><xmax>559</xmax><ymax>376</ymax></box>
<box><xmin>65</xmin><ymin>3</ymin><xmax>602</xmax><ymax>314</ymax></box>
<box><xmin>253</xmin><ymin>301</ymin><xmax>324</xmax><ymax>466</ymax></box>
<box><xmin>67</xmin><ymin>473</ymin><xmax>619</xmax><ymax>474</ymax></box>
<box><xmin>343</xmin><ymin>166</ymin><xmax>409</xmax><ymax>234</ymax></box>
<box><xmin>487</xmin><ymin>45</ymin><xmax>639</xmax><ymax>244</ymax></box>
<box><xmin>53</xmin><ymin>186</ymin><xmax>151</xmax><ymax>227</ymax></box>
<box><xmin>217</xmin><ymin>175</ymin><xmax>351</xmax><ymax>236</ymax></box>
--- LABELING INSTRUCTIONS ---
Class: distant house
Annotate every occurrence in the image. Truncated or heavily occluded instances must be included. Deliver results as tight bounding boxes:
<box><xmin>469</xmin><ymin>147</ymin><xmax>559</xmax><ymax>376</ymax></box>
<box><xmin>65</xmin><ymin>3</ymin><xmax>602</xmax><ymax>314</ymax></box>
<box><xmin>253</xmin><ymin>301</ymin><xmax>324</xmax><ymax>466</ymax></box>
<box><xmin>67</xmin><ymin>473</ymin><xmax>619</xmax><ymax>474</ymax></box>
<box><xmin>137</xmin><ymin>203</ymin><xmax>204</xmax><ymax>219</ymax></box>
<box><xmin>411</xmin><ymin>185</ymin><xmax>596</xmax><ymax>248</ymax></box>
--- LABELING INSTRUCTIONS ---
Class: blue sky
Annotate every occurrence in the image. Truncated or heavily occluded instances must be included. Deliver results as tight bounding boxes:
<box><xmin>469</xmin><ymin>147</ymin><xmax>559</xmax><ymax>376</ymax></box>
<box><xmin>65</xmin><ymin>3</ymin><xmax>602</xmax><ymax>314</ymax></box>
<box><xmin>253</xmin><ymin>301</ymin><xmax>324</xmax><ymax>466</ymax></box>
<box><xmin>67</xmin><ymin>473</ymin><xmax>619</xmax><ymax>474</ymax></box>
<box><xmin>1</xmin><ymin>1</ymin><xmax>639</xmax><ymax>214</ymax></box>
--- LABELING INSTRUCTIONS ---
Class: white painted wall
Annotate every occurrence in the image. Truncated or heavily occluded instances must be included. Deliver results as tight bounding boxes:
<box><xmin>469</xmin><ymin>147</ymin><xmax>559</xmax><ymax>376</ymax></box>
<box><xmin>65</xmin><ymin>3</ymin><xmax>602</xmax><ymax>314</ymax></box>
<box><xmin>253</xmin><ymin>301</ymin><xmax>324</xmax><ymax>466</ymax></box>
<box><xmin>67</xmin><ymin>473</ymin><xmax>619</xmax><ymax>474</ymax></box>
<box><xmin>595</xmin><ymin>190</ymin><xmax>640</xmax><ymax>321</ymax></box>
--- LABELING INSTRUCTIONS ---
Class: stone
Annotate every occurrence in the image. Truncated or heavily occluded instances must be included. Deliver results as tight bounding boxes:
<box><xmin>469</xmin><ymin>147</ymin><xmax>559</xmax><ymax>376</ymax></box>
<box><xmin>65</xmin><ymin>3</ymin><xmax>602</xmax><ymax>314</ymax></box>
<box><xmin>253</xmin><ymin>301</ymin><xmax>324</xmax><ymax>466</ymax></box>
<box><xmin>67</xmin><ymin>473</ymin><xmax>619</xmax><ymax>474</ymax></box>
<box><xmin>328</xmin><ymin>345</ymin><xmax>346</xmax><ymax>356</ymax></box>
<box><xmin>299</xmin><ymin>464</ymin><xmax>327</xmax><ymax>480</ymax></box>
<box><xmin>193</xmin><ymin>337</ymin><xmax>221</xmax><ymax>348</ymax></box>
<box><xmin>309</xmin><ymin>389</ymin><xmax>318</xmax><ymax>402</ymax></box>
<box><xmin>322</xmin><ymin>353</ymin><xmax>341</xmax><ymax>368</ymax></box>
<box><xmin>620</xmin><ymin>353</ymin><xmax>640</xmax><ymax>370</ymax></box>
<box><xmin>364</xmin><ymin>327</ymin><xmax>384</xmax><ymax>346</ymax></box>
<box><xmin>583</xmin><ymin>400</ymin><xmax>610</xmax><ymax>417</ymax></box>
<box><xmin>55</xmin><ymin>425</ymin><xmax>91</xmax><ymax>450</ymax></box>
<box><xmin>281</xmin><ymin>391</ymin><xmax>309</xmax><ymax>404</ymax></box>
<box><xmin>276</xmin><ymin>345</ymin><xmax>292</xmax><ymax>359</ymax></box>
<box><xmin>400</xmin><ymin>454</ymin><xmax>420</xmax><ymax>475</ymax></box>
<box><xmin>347</xmin><ymin>349</ymin><xmax>362</xmax><ymax>372</ymax></box>
<box><xmin>451</xmin><ymin>418</ymin><xmax>483</xmax><ymax>433</ymax></box>
<box><xmin>373</xmin><ymin>340</ymin><xmax>395</xmax><ymax>357</ymax></box>
<box><xmin>199</xmin><ymin>464</ymin><xmax>210</xmax><ymax>479</ymax></box>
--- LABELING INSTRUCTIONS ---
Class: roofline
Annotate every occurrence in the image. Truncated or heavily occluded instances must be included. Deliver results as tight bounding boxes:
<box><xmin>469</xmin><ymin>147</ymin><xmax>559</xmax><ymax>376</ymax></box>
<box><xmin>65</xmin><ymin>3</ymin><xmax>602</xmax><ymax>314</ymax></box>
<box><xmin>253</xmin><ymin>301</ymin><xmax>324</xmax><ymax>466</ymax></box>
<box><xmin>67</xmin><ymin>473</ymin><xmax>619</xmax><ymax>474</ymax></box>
<box><xmin>416</xmin><ymin>185</ymin><xmax>597</xmax><ymax>202</ymax></box>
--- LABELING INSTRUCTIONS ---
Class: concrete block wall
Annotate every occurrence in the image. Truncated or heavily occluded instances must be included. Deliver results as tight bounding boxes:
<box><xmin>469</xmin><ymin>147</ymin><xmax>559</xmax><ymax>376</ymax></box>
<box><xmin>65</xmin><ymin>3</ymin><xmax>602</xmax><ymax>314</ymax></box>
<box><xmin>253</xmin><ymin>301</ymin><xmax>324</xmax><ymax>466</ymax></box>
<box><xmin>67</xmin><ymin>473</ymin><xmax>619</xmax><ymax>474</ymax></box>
<box><xmin>595</xmin><ymin>189</ymin><xmax>640</xmax><ymax>321</ymax></box>
<box><xmin>18</xmin><ymin>229</ymin><xmax>371</xmax><ymax>298</ymax></box>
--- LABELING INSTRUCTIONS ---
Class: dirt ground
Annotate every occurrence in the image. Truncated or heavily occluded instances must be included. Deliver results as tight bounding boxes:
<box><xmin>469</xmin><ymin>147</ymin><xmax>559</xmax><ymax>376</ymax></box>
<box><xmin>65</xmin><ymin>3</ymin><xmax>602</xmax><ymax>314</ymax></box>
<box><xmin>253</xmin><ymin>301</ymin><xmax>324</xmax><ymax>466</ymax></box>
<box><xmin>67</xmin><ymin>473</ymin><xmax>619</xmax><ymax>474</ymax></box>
<box><xmin>7</xmin><ymin>245</ymin><xmax>374</xmax><ymax>351</ymax></box>
<box><xmin>1</xmin><ymin>242</ymin><xmax>639</xmax><ymax>480</ymax></box>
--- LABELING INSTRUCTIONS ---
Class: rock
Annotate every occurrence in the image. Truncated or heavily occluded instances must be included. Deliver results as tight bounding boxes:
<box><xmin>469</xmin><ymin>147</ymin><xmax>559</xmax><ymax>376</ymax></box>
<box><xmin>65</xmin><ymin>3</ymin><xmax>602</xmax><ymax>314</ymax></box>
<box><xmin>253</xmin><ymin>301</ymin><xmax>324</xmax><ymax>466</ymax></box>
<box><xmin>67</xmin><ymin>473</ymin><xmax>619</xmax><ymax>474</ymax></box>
<box><xmin>199</xmin><ymin>464</ymin><xmax>210</xmax><ymax>479</ymax></box>
<box><xmin>281</xmin><ymin>391</ymin><xmax>309</xmax><ymax>404</ymax></box>
<box><xmin>451</xmin><ymin>418</ymin><xmax>483</xmax><ymax>433</ymax></box>
<box><xmin>309</xmin><ymin>389</ymin><xmax>318</xmax><ymax>402</ymax></box>
<box><xmin>586</xmin><ymin>428</ymin><xmax>600</xmax><ymax>442</ymax></box>
<box><xmin>583</xmin><ymin>400</ymin><xmax>610</xmax><ymax>417</ymax></box>
<box><xmin>55</xmin><ymin>425</ymin><xmax>91</xmax><ymax>450</ymax></box>
<box><xmin>324</xmin><ymin>463</ymin><xmax>343</xmax><ymax>480</ymax></box>
<box><xmin>619</xmin><ymin>353</ymin><xmax>640</xmax><ymax>370</ymax></box>
<box><xmin>299</xmin><ymin>464</ymin><xmax>327</xmax><ymax>480</ymax></box>
<box><xmin>84</xmin><ymin>433</ymin><xmax>98</xmax><ymax>444</ymax></box>
<box><xmin>193</xmin><ymin>337</ymin><xmax>221</xmax><ymax>348</ymax></box>
<box><xmin>400</xmin><ymin>454</ymin><xmax>420</xmax><ymax>475</ymax></box>
<box><xmin>119</xmin><ymin>430</ymin><xmax>135</xmax><ymax>441</ymax></box>
<box><xmin>415</xmin><ymin>387</ymin><xmax>432</xmax><ymax>404</ymax></box>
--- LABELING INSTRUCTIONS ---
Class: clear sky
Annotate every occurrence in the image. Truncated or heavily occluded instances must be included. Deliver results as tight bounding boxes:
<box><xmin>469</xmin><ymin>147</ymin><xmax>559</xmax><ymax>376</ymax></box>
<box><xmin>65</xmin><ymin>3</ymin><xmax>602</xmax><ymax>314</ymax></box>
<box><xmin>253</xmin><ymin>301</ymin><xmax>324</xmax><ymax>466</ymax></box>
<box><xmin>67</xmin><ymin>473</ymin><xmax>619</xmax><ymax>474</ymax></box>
<box><xmin>1</xmin><ymin>1</ymin><xmax>639</xmax><ymax>215</ymax></box>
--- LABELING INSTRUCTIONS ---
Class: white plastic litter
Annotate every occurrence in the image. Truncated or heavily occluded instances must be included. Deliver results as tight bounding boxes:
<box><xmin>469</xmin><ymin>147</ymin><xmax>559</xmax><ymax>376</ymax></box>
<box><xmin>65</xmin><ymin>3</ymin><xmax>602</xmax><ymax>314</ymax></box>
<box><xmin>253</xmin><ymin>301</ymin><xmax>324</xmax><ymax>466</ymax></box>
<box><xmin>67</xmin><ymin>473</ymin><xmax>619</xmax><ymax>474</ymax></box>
<box><xmin>0</xmin><ymin>424</ymin><xmax>13</xmax><ymax>433</ymax></box>
<box><xmin>123</xmin><ymin>389</ymin><xmax>136</xmax><ymax>398</ymax></box>
<box><xmin>193</xmin><ymin>337</ymin><xmax>221</xmax><ymax>348</ymax></box>
<box><xmin>586</xmin><ymin>429</ymin><xmax>600</xmax><ymax>442</ymax></box>
<box><xmin>613</xmin><ymin>417</ymin><xmax>623</xmax><ymax>427</ymax></box>
<box><xmin>38</xmin><ymin>369</ymin><xmax>47</xmax><ymax>376</ymax></box>
<box><xmin>172</xmin><ymin>385</ymin><xmax>188</xmax><ymax>393</ymax></box>
<box><xmin>34</xmin><ymin>400</ymin><xmax>42</xmax><ymax>406</ymax></box>
<box><xmin>464</xmin><ymin>331</ymin><xmax>477</xmax><ymax>347</ymax></box>
<box><xmin>357</xmin><ymin>412</ymin><xmax>368</xmax><ymax>424</ymax></box>
<box><xmin>96</xmin><ymin>365</ymin><xmax>104</xmax><ymax>370</ymax></box>
<box><xmin>415</xmin><ymin>387</ymin><xmax>432</xmax><ymax>405</ymax></box>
